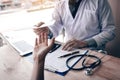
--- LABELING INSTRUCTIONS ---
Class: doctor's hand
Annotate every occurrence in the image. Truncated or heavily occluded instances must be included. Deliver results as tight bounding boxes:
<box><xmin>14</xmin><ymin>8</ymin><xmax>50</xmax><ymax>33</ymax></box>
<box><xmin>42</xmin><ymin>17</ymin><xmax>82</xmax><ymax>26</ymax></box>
<box><xmin>33</xmin><ymin>33</ymin><xmax>55</xmax><ymax>62</ymax></box>
<box><xmin>62</xmin><ymin>39</ymin><xmax>88</xmax><ymax>51</ymax></box>
<box><xmin>33</xmin><ymin>22</ymin><xmax>50</xmax><ymax>36</ymax></box>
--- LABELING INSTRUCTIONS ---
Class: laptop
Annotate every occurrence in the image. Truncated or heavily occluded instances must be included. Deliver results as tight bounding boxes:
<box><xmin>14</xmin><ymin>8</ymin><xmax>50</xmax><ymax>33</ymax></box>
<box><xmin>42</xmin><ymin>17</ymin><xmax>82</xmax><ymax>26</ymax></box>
<box><xmin>1</xmin><ymin>29</ymin><xmax>36</xmax><ymax>56</ymax></box>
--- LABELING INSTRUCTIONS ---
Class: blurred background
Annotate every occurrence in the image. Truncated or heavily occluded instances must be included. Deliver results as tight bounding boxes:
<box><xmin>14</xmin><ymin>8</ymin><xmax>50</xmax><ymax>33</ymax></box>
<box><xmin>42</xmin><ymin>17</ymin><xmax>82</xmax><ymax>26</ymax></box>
<box><xmin>0</xmin><ymin>0</ymin><xmax>57</xmax><ymax>32</ymax></box>
<box><xmin>0</xmin><ymin>0</ymin><xmax>56</xmax><ymax>10</ymax></box>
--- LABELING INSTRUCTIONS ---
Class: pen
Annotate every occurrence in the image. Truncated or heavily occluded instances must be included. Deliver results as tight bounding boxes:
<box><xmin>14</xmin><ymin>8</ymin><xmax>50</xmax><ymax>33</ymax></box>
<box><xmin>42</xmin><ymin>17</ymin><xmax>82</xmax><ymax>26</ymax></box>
<box><xmin>59</xmin><ymin>51</ymin><xmax>79</xmax><ymax>58</ymax></box>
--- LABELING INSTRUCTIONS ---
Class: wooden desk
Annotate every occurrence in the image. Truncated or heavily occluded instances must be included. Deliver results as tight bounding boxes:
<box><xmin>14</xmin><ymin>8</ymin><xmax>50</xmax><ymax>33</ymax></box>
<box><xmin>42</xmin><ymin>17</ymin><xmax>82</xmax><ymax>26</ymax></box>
<box><xmin>44</xmin><ymin>51</ymin><xmax>120</xmax><ymax>80</ymax></box>
<box><xmin>0</xmin><ymin>42</ymin><xmax>120</xmax><ymax>80</ymax></box>
<box><xmin>0</xmin><ymin>44</ymin><xmax>32</xmax><ymax>80</ymax></box>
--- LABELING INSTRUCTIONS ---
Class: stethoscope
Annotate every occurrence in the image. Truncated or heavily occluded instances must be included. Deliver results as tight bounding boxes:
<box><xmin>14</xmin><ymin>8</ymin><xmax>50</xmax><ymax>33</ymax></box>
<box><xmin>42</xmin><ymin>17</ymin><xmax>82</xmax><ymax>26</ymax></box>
<box><xmin>65</xmin><ymin>50</ymin><xmax>107</xmax><ymax>76</ymax></box>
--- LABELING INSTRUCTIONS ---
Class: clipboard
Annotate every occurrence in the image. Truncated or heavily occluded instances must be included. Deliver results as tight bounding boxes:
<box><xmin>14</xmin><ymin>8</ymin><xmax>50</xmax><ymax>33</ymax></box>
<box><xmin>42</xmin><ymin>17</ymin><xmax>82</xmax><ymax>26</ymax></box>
<box><xmin>45</xmin><ymin>47</ymin><xmax>88</xmax><ymax>76</ymax></box>
<box><xmin>25</xmin><ymin>45</ymin><xmax>89</xmax><ymax>76</ymax></box>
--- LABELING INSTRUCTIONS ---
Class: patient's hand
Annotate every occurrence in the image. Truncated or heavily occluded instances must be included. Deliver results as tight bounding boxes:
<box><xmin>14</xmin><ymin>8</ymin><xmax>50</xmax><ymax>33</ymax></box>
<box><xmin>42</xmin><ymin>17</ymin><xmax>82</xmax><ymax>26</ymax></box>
<box><xmin>33</xmin><ymin>32</ymin><xmax>55</xmax><ymax>62</ymax></box>
<box><xmin>32</xmin><ymin>32</ymin><xmax>54</xmax><ymax>80</ymax></box>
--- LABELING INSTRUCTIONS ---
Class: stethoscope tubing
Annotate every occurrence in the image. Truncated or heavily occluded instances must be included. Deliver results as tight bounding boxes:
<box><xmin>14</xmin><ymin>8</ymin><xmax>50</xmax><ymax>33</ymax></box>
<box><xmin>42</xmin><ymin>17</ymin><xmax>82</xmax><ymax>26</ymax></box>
<box><xmin>66</xmin><ymin>54</ymin><xmax>101</xmax><ymax>70</ymax></box>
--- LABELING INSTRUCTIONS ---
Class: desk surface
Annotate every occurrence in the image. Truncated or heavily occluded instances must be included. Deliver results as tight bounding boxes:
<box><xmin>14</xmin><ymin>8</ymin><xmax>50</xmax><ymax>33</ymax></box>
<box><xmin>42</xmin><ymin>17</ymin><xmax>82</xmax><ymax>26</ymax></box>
<box><xmin>0</xmin><ymin>43</ymin><xmax>120</xmax><ymax>80</ymax></box>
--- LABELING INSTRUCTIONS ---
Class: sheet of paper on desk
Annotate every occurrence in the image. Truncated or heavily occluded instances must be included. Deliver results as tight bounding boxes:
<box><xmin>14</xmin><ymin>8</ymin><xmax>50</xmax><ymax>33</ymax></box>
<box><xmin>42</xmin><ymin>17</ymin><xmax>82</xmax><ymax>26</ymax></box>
<box><xmin>45</xmin><ymin>46</ymin><xmax>87</xmax><ymax>72</ymax></box>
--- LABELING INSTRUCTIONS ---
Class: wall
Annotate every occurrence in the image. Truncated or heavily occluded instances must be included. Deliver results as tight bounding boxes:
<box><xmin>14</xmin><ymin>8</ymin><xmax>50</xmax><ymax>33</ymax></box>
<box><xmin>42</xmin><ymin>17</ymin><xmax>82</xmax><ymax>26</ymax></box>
<box><xmin>105</xmin><ymin>0</ymin><xmax>120</xmax><ymax>58</ymax></box>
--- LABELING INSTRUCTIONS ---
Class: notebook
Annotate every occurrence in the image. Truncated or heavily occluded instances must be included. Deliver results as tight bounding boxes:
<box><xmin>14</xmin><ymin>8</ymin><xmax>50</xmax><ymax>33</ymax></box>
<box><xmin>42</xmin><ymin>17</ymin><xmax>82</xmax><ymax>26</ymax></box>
<box><xmin>1</xmin><ymin>29</ymin><xmax>36</xmax><ymax>56</ymax></box>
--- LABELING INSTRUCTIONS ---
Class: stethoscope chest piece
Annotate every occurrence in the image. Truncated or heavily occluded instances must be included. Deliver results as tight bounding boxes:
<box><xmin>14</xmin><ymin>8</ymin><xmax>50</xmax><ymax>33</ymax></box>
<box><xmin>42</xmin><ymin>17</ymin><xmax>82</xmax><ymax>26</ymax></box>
<box><xmin>85</xmin><ymin>68</ymin><xmax>93</xmax><ymax>76</ymax></box>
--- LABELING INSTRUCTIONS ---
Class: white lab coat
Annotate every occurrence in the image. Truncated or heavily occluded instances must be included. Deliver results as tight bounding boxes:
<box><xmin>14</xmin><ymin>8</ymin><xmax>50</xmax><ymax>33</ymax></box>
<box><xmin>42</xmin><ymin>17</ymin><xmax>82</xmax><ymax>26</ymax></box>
<box><xmin>48</xmin><ymin>0</ymin><xmax>115</xmax><ymax>49</ymax></box>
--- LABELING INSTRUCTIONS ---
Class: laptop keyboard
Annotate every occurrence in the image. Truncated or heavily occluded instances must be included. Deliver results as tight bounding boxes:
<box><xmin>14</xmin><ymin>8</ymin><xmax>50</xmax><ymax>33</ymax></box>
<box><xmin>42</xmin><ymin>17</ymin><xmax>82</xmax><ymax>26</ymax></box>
<box><xmin>13</xmin><ymin>40</ymin><xmax>33</xmax><ymax>53</ymax></box>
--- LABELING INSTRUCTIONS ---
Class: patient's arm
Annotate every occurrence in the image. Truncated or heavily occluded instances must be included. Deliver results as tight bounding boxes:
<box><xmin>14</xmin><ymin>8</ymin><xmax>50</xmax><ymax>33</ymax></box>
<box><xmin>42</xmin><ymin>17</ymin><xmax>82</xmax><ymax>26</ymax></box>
<box><xmin>31</xmin><ymin>33</ymin><xmax>54</xmax><ymax>80</ymax></box>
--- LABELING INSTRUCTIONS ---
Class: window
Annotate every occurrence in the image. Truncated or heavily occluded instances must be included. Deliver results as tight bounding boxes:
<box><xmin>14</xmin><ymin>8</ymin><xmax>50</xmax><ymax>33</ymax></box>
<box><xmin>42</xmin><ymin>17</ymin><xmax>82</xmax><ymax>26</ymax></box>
<box><xmin>0</xmin><ymin>0</ymin><xmax>58</xmax><ymax>32</ymax></box>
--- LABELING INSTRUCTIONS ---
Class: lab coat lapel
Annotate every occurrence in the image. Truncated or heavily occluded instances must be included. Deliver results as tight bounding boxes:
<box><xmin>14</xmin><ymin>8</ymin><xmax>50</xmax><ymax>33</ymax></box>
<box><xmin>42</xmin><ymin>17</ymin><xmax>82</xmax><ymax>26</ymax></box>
<box><xmin>66</xmin><ymin>0</ymin><xmax>74</xmax><ymax>21</ymax></box>
<box><xmin>71</xmin><ymin>0</ymin><xmax>87</xmax><ymax>35</ymax></box>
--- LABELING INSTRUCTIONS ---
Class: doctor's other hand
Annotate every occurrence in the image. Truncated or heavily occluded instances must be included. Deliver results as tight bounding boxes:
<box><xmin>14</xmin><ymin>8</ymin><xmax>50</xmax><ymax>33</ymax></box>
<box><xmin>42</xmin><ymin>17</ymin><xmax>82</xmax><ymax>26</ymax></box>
<box><xmin>33</xmin><ymin>22</ymin><xmax>50</xmax><ymax>35</ymax></box>
<box><xmin>33</xmin><ymin>33</ymin><xmax>55</xmax><ymax>62</ymax></box>
<box><xmin>62</xmin><ymin>39</ymin><xmax>88</xmax><ymax>51</ymax></box>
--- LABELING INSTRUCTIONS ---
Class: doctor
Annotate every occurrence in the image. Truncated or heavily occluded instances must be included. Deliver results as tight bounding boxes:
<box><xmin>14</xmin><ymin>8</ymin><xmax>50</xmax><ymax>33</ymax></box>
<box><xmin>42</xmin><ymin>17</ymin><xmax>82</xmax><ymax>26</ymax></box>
<box><xmin>34</xmin><ymin>0</ymin><xmax>115</xmax><ymax>51</ymax></box>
